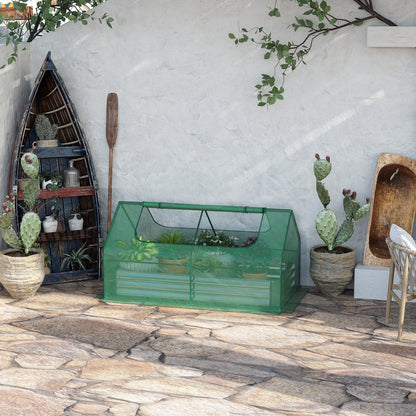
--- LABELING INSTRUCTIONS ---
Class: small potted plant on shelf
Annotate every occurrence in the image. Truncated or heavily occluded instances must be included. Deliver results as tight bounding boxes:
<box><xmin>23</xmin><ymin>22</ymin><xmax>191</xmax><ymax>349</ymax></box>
<box><xmin>116</xmin><ymin>235</ymin><xmax>159</xmax><ymax>273</ymax></box>
<box><xmin>157</xmin><ymin>231</ymin><xmax>190</xmax><ymax>274</ymax></box>
<box><xmin>17</xmin><ymin>175</ymin><xmax>30</xmax><ymax>192</ymax></box>
<box><xmin>61</xmin><ymin>242</ymin><xmax>92</xmax><ymax>271</ymax></box>
<box><xmin>68</xmin><ymin>205</ymin><xmax>84</xmax><ymax>231</ymax></box>
<box><xmin>0</xmin><ymin>148</ymin><xmax>44</xmax><ymax>299</ymax></box>
<box><xmin>34</xmin><ymin>114</ymin><xmax>58</xmax><ymax>148</ymax></box>
<box><xmin>40</xmin><ymin>172</ymin><xmax>63</xmax><ymax>191</ymax></box>
<box><xmin>42</xmin><ymin>198</ymin><xmax>60</xmax><ymax>233</ymax></box>
<box><xmin>310</xmin><ymin>154</ymin><xmax>370</xmax><ymax>297</ymax></box>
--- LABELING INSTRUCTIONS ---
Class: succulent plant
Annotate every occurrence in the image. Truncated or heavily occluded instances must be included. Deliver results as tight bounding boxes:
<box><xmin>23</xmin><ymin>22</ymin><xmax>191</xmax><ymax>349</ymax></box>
<box><xmin>0</xmin><ymin>148</ymin><xmax>41</xmax><ymax>254</ymax></box>
<box><xmin>314</xmin><ymin>154</ymin><xmax>370</xmax><ymax>251</ymax></box>
<box><xmin>34</xmin><ymin>115</ymin><xmax>58</xmax><ymax>141</ymax></box>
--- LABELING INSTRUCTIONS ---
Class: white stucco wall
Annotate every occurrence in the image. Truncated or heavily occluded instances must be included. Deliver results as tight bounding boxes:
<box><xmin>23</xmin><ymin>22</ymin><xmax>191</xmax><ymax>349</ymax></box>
<box><xmin>0</xmin><ymin>45</ymin><xmax>31</xmax><ymax>249</ymax></box>
<box><xmin>21</xmin><ymin>0</ymin><xmax>416</xmax><ymax>285</ymax></box>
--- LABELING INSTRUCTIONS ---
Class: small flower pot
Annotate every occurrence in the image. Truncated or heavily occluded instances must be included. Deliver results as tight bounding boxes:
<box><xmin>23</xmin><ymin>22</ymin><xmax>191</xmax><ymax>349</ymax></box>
<box><xmin>18</xmin><ymin>178</ymin><xmax>30</xmax><ymax>191</ymax></box>
<box><xmin>42</xmin><ymin>179</ymin><xmax>57</xmax><ymax>190</ymax></box>
<box><xmin>42</xmin><ymin>216</ymin><xmax>58</xmax><ymax>233</ymax></box>
<box><xmin>68</xmin><ymin>216</ymin><xmax>84</xmax><ymax>231</ymax></box>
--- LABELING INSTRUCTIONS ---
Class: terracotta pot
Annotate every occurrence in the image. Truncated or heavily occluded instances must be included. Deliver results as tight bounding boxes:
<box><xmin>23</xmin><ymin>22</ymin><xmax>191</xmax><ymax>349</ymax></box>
<box><xmin>310</xmin><ymin>245</ymin><xmax>355</xmax><ymax>297</ymax></box>
<box><xmin>242</xmin><ymin>271</ymin><xmax>268</xmax><ymax>280</ymax></box>
<box><xmin>159</xmin><ymin>257</ymin><xmax>189</xmax><ymax>274</ymax></box>
<box><xmin>0</xmin><ymin>249</ymin><xmax>45</xmax><ymax>299</ymax></box>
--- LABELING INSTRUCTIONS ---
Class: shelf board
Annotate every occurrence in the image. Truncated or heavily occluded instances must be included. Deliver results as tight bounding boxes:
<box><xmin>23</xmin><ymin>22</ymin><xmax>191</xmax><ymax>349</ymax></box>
<box><xmin>38</xmin><ymin>229</ymin><xmax>98</xmax><ymax>243</ymax></box>
<box><xmin>17</xmin><ymin>186</ymin><xmax>95</xmax><ymax>200</ymax></box>
<box><xmin>25</xmin><ymin>146</ymin><xmax>87</xmax><ymax>159</ymax></box>
<box><xmin>43</xmin><ymin>268</ymin><xmax>99</xmax><ymax>284</ymax></box>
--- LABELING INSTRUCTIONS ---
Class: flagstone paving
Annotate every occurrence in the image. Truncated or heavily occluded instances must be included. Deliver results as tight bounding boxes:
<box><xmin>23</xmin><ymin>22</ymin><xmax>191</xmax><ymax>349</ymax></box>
<box><xmin>0</xmin><ymin>280</ymin><xmax>416</xmax><ymax>415</ymax></box>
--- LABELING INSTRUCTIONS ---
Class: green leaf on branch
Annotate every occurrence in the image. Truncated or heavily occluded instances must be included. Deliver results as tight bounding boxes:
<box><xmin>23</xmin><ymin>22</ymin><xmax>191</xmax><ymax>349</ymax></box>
<box><xmin>1</xmin><ymin>0</ymin><xmax>114</xmax><ymax>68</ymax></box>
<box><xmin>268</xmin><ymin>8</ymin><xmax>280</xmax><ymax>17</ymax></box>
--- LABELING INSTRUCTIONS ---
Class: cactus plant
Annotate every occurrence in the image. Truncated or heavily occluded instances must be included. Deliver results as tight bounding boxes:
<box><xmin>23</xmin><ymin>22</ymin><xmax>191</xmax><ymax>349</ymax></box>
<box><xmin>314</xmin><ymin>154</ymin><xmax>370</xmax><ymax>251</ymax></box>
<box><xmin>34</xmin><ymin>115</ymin><xmax>58</xmax><ymax>141</ymax></box>
<box><xmin>0</xmin><ymin>148</ymin><xmax>41</xmax><ymax>254</ymax></box>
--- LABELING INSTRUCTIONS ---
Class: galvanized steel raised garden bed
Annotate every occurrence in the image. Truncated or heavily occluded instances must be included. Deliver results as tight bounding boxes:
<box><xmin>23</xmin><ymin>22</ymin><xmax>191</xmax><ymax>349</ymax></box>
<box><xmin>103</xmin><ymin>201</ymin><xmax>305</xmax><ymax>314</ymax></box>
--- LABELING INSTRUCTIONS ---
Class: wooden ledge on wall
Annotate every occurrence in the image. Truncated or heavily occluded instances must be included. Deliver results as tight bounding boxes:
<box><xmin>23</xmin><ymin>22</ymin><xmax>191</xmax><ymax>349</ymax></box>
<box><xmin>367</xmin><ymin>26</ymin><xmax>416</xmax><ymax>48</ymax></box>
<box><xmin>0</xmin><ymin>3</ymin><xmax>33</xmax><ymax>20</ymax></box>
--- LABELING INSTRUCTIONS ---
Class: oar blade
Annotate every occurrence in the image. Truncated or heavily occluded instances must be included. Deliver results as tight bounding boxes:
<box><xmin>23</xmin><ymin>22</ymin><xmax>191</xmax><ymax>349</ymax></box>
<box><xmin>106</xmin><ymin>93</ymin><xmax>118</xmax><ymax>148</ymax></box>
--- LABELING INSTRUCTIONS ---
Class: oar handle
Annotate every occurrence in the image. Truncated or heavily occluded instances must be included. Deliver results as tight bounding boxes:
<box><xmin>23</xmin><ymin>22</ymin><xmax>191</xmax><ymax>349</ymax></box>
<box><xmin>106</xmin><ymin>92</ymin><xmax>118</xmax><ymax>232</ymax></box>
<box><xmin>107</xmin><ymin>147</ymin><xmax>114</xmax><ymax>232</ymax></box>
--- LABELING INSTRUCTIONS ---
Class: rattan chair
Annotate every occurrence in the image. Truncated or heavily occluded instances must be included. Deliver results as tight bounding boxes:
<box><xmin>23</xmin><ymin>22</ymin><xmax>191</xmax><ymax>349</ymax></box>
<box><xmin>385</xmin><ymin>237</ymin><xmax>416</xmax><ymax>341</ymax></box>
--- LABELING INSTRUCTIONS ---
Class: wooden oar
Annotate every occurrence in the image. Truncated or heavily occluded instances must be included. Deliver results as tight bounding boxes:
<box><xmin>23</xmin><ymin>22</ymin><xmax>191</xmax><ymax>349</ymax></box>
<box><xmin>106</xmin><ymin>92</ymin><xmax>118</xmax><ymax>232</ymax></box>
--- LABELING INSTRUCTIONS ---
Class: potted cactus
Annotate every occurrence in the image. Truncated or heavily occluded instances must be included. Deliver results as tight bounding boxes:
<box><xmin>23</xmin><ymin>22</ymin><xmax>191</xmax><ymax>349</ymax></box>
<box><xmin>0</xmin><ymin>148</ymin><xmax>45</xmax><ymax>299</ymax></box>
<box><xmin>310</xmin><ymin>154</ymin><xmax>370</xmax><ymax>297</ymax></box>
<box><xmin>34</xmin><ymin>114</ymin><xmax>58</xmax><ymax>148</ymax></box>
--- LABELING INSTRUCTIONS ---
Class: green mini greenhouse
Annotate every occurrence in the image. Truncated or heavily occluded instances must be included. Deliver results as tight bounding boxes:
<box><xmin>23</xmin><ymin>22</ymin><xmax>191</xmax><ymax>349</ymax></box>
<box><xmin>103</xmin><ymin>201</ymin><xmax>306</xmax><ymax>314</ymax></box>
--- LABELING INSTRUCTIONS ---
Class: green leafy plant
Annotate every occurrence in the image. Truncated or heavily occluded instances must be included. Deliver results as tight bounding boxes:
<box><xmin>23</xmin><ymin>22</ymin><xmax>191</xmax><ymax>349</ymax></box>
<box><xmin>0</xmin><ymin>148</ymin><xmax>41</xmax><ymax>254</ymax></box>
<box><xmin>157</xmin><ymin>231</ymin><xmax>190</xmax><ymax>260</ymax></box>
<box><xmin>61</xmin><ymin>241</ymin><xmax>92</xmax><ymax>271</ymax></box>
<box><xmin>116</xmin><ymin>235</ymin><xmax>159</xmax><ymax>262</ymax></box>
<box><xmin>157</xmin><ymin>231</ymin><xmax>190</xmax><ymax>245</ymax></box>
<box><xmin>40</xmin><ymin>172</ymin><xmax>63</xmax><ymax>191</ymax></box>
<box><xmin>314</xmin><ymin>154</ymin><xmax>370</xmax><ymax>251</ymax></box>
<box><xmin>0</xmin><ymin>0</ymin><xmax>114</xmax><ymax>68</ymax></box>
<box><xmin>196</xmin><ymin>230</ymin><xmax>238</xmax><ymax>247</ymax></box>
<box><xmin>229</xmin><ymin>1</ymin><xmax>397</xmax><ymax>106</ymax></box>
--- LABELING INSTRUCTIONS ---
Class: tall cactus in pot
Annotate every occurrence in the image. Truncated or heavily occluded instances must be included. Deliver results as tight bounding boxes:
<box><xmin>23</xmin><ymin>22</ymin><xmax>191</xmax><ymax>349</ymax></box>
<box><xmin>310</xmin><ymin>154</ymin><xmax>371</xmax><ymax>297</ymax></box>
<box><xmin>314</xmin><ymin>154</ymin><xmax>370</xmax><ymax>251</ymax></box>
<box><xmin>0</xmin><ymin>146</ymin><xmax>45</xmax><ymax>299</ymax></box>
<box><xmin>0</xmin><ymin>148</ymin><xmax>41</xmax><ymax>254</ymax></box>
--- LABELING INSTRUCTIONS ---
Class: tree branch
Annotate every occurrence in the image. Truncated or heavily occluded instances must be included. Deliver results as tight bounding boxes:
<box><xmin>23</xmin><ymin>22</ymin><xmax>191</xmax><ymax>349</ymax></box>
<box><xmin>230</xmin><ymin>0</ymin><xmax>399</xmax><ymax>106</ymax></box>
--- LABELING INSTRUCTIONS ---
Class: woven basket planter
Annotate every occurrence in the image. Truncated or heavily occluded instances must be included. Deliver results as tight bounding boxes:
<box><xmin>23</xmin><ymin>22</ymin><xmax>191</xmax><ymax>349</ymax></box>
<box><xmin>0</xmin><ymin>249</ymin><xmax>45</xmax><ymax>299</ymax></box>
<box><xmin>310</xmin><ymin>245</ymin><xmax>355</xmax><ymax>297</ymax></box>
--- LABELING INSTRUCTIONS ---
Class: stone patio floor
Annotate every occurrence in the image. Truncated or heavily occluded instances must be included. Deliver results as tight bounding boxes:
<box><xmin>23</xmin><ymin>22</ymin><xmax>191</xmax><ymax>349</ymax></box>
<box><xmin>0</xmin><ymin>281</ymin><xmax>416</xmax><ymax>416</ymax></box>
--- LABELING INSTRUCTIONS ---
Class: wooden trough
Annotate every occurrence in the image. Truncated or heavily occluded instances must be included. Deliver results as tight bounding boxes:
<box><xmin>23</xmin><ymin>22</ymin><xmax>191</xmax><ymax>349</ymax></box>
<box><xmin>363</xmin><ymin>153</ymin><xmax>416</xmax><ymax>267</ymax></box>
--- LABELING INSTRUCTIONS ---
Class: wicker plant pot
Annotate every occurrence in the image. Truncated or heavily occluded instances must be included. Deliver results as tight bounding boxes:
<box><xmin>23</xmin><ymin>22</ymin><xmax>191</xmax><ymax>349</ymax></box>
<box><xmin>310</xmin><ymin>245</ymin><xmax>355</xmax><ymax>297</ymax></box>
<box><xmin>17</xmin><ymin>178</ymin><xmax>30</xmax><ymax>191</ymax></box>
<box><xmin>0</xmin><ymin>249</ymin><xmax>45</xmax><ymax>299</ymax></box>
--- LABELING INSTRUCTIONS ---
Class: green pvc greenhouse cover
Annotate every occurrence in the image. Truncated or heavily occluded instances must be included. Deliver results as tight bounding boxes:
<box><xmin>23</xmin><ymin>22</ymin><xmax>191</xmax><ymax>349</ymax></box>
<box><xmin>103</xmin><ymin>201</ymin><xmax>306</xmax><ymax>314</ymax></box>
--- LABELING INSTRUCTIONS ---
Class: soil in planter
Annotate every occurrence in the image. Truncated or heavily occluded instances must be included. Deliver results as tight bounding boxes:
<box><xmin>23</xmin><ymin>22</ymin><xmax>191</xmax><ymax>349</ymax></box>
<box><xmin>4</xmin><ymin>250</ymin><xmax>39</xmax><ymax>258</ymax></box>
<box><xmin>314</xmin><ymin>246</ymin><xmax>352</xmax><ymax>255</ymax></box>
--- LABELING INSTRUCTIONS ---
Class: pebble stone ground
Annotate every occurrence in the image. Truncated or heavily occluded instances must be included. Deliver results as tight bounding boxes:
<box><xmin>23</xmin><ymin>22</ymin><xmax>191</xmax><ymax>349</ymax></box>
<box><xmin>0</xmin><ymin>280</ymin><xmax>415</xmax><ymax>416</ymax></box>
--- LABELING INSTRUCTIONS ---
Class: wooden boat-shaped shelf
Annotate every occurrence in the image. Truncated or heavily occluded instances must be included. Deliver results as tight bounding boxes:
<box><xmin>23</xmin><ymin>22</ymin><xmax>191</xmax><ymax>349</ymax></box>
<box><xmin>9</xmin><ymin>52</ymin><xmax>102</xmax><ymax>284</ymax></box>
<box><xmin>363</xmin><ymin>153</ymin><xmax>416</xmax><ymax>267</ymax></box>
